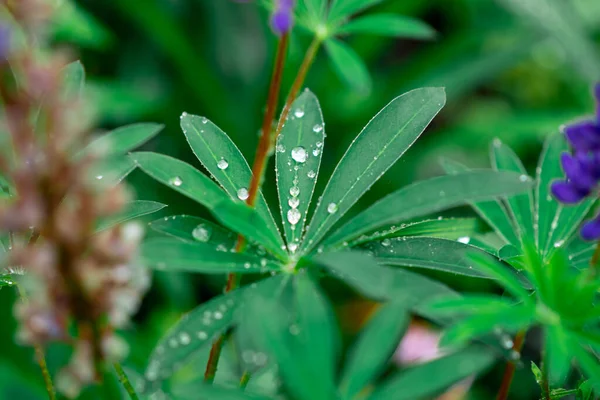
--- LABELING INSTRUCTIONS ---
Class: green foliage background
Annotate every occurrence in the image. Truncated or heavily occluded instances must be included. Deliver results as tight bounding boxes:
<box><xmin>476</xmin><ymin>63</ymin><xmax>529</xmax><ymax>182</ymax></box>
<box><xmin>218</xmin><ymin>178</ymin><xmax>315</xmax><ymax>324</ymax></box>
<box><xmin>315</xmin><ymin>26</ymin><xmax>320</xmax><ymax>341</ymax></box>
<box><xmin>2</xmin><ymin>0</ymin><xmax>600</xmax><ymax>398</ymax></box>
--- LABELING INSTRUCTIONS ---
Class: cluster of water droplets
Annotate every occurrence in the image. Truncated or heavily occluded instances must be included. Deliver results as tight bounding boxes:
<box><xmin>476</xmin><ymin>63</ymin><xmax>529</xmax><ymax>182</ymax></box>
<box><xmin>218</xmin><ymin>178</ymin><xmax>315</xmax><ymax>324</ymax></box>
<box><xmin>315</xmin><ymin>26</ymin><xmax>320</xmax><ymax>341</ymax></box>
<box><xmin>192</xmin><ymin>224</ymin><xmax>211</xmax><ymax>242</ymax></box>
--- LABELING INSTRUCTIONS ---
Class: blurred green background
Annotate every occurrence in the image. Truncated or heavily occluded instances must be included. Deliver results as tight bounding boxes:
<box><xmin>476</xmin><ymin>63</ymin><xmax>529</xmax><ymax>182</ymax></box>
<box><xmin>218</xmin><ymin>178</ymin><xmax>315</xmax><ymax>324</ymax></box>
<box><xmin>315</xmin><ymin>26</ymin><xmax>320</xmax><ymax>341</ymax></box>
<box><xmin>2</xmin><ymin>0</ymin><xmax>600</xmax><ymax>398</ymax></box>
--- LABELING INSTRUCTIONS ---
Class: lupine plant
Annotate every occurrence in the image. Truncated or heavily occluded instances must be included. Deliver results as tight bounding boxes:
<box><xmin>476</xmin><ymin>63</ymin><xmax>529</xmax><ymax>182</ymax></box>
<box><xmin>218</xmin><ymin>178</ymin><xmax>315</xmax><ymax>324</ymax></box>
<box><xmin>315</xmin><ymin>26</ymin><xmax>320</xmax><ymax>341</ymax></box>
<box><xmin>2</xmin><ymin>0</ymin><xmax>600</xmax><ymax>400</ymax></box>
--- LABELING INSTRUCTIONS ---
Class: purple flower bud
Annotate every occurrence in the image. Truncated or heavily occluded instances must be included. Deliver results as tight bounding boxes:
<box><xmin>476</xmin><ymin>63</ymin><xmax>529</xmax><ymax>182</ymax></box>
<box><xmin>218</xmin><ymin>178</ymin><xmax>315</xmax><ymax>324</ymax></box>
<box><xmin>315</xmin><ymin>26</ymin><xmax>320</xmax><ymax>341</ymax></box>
<box><xmin>551</xmin><ymin>181</ymin><xmax>589</xmax><ymax>204</ymax></box>
<box><xmin>560</xmin><ymin>153</ymin><xmax>596</xmax><ymax>191</ymax></box>
<box><xmin>581</xmin><ymin>215</ymin><xmax>600</xmax><ymax>240</ymax></box>
<box><xmin>270</xmin><ymin>0</ymin><xmax>295</xmax><ymax>35</ymax></box>
<box><xmin>564</xmin><ymin>121</ymin><xmax>600</xmax><ymax>152</ymax></box>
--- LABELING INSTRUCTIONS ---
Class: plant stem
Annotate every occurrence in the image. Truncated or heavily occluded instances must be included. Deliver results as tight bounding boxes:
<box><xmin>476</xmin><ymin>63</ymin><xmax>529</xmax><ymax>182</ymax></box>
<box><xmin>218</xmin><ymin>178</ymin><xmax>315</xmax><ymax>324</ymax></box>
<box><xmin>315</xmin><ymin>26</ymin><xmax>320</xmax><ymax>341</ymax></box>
<box><xmin>587</xmin><ymin>241</ymin><xmax>600</xmax><ymax>280</ymax></box>
<box><xmin>540</xmin><ymin>356</ymin><xmax>551</xmax><ymax>400</ymax></box>
<box><xmin>114</xmin><ymin>363</ymin><xmax>140</xmax><ymax>400</ymax></box>
<box><xmin>203</xmin><ymin>33</ymin><xmax>290</xmax><ymax>383</ymax></box>
<box><xmin>239</xmin><ymin>371</ymin><xmax>251</xmax><ymax>389</ymax></box>
<box><xmin>496</xmin><ymin>330</ymin><xmax>526</xmax><ymax>400</ymax></box>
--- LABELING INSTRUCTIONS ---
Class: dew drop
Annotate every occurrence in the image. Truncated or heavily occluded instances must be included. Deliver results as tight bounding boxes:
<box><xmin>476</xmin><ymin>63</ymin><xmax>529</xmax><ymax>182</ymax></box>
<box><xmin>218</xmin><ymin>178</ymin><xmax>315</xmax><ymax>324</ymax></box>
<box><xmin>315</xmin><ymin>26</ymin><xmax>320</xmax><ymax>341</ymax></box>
<box><xmin>553</xmin><ymin>240</ymin><xmax>564</xmax><ymax>248</ymax></box>
<box><xmin>217</xmin><ymin>158</ymin><xmax>229</xmax><ymax>170</ymax></box>
<box><xmin>289</xmin><ymin>243</ymin><xmax>298</xmax><ymax>253</ymax></box>
<box><xmin>260</xmin><ymin>258</ymin><xmax>267</xmax><ymax>267</ymax></box>
<box><xmin>457</xmin><ymin>236</ymin><xmax>470</xmax><ymax>244</ymax></box>
<box><xmin>179</xmin><ymin>332</ymin><xmax>191</xmax><ymax>345</ymax></box>
<box><xmin>214</xmin><ymin>311</ymin><xmax>223</xmax><ymax>320</ymax></box>
<box><xmin>96</xmin><ymin>175</ymin><xmax>103</xmax><ymax>180</ymax></box>
<box><xmin>509</xmin><ymin>350</ymin><xmax>521</xmax><ymax>361</ymax></box>
<box><xmin>201</xmin><ymin>117</ymin><xmax>208</xmax><ymax>124</ymax></box>
<box><xmin>216</xmin><ymin>244</ymin><xmax>228</xmax><ymax>252</ymax></box>
<box><xmin>316</xmin><ymin>141</ymin><xmax>323</xmax><ymax>148</ymax></box>
<box><xmin>287</xmin><ymin>209</ymin><xmax>301</xmax><ymax>225</ymax></box>
<box><xmin>313</xmin><ymin>148</ymin><xmax>321</xmax><ymax>156</ymax></box>
<box><xmin>288</xmin><ymin>197</ymin><xmax>300</xmax><ymax>208</ymax></box>
<box><xmin>192</xmin><ymin>224</ymin><xmax>211</xmax><ymax>242</ymax></box>
<box><xmin>290</xmin><ymin>186</ymin><xmax>300</xmax><ymax>197</ymax></box>
<box><xmin>307</xmin><ymin>170</ymin><xmax>316</xmax><ymax>179</ymax></box>
<box><xmin>244</xmin><ymin>262</ymin><xmax>251</xmax><ymax>269</ymax></box>
<box><xmin>237</xmin><ymin>187</ymin><xmax>249</xmax><ymax>200</ymax></box>
<box><xmin>313</xmin><ymin>124</ymin><xmax>323</xmax><ymax>133</ymax></box>
<box><xmin>168</xmin><ymin>338</ymin><xmax>178</xmax><ymax>348</ymax></box>
<box><xmin>501</xmin><ymin>336</ymin><xmax>514</xmax><ymax>349</ymax></box>
<box><xmin>276</xmin><ymin>144</ymin><xmax>286</xmax><ymax>153</ymax></box>
<box><xmin>170</xmin><ymin>176</ymin><xmax>183</xmax><ymax>187</ymax></box>
<box><xmin>197</xmin><ymin>331</ymin><xmax>208</xmax><ymax>340</ymax></box>
<box><xmin>327</xmin><ymin>203</ymin><xmax>338</xmax><ymax>214</ymax></box>
<box><xmin>381</xmin><ymin>238</ymin><xmax>391</xmax><ymax>247</ymax></box>
<box><xmin>294</xmin><ymin>108</ymin><xmax>305</xmax><ymax>118</ymax></box>
<box><xmin>519</xmin><ymin>174</ymin><xmax>529</xmax><ymax>182</ymax></box>
<box><xmin>291</xmin><ymin>146</ymin><xmax>308</xmax><ymax>163</ymax></box>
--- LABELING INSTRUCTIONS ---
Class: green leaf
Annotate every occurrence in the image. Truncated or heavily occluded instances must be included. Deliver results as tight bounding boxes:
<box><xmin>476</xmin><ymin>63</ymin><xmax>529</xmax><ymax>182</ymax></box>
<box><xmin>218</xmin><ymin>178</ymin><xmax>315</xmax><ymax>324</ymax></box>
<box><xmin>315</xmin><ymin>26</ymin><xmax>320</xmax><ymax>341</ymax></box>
<box><xmin>241</xmin><ymin>287</ymin><xmax>338</xmax><ymax>400</ymax></box>
<box><xmin>325</xmin><ymin>170</ymin><xmax>532</xmax><ymax>249</ymax></box>
<box><xmin>490</xmin><ymin>140</ymin><xmax>534</xmax><ymax>241</ymax></box>
<box><xmin>302</xmin><ymin>0</ymin><xmax>327</xmax><ymax>22</ymax></box>
<box><xmin>143</xmin><ymin>276</ymin><xmax>283</xmax><ymax>385</ymax></box>
<box><xmin>340</xmin><ymin>301</ymin><xmax>409</xmax><ymax>399</ymax></box>
<box><xmin>140</xmin><ymin>238</ymin><xmax>280</xmax><ymax>274</ymax></box>
<box><xmin>82</xmin><ymin>123</ymin><xmax>164</xmax><ymax>158</ymax></box>
<box><xmin>442</xmin><ymin>159</ymin><xmax>520</xmax><ymax>246</ymax></box>
<box><xmin>370</xmin><ymin>236</ymin><xmax>497</xmax><ymax>279</ymax></box>
<box><xmin>325</xmin><ymin>38</ymin><xmax>371</xmax><ymax>92</ymax></box>
<box><xmin>313</xmin><ymin>251</ymin><xmax>459</xmax><ymax>314</ymax></box>
<box><xmin>180</xmin><ymin>113</ymin><xmax>282</xmax><ymax>247</ymax></box>
<box><xmin>570</xmin><ymin>343</ymin><xmax>600</xmax><ymax>391</ymax></box>
<box><xmin>51</xmin><ymin>0</ymin><xmax>112</xmax><ymax>49</ymax></box>
<box><xmin>302</xmin><ymin>87</ymin><xmax>446</xmax><ymax>253</ymax></box>
<box><xmin>149</xmin><ymin>215</ymin><xmax>237</xmax><ymax>245</ymax></box>
<box><xmin>467</xmin><ymin>252</ymin><xmax>531</xmax><ymax>301</ymax></box>
<box><xmin>211</xmin><ymin>200</ymin><xmax>288</xmax><ymax>260</ymax></box>
<box><xmin>440</xmin><ymin>305</ymin><xmax>534</xmax><ymax>347</ymax></box>
<box><xmin>293</xmin><ymin>274</ymin><xmax>338</xmax><ymax>393</ymax></box>
<box><xmin>368</xmin><ymin>347</ymin><xmax>496</xmax><ymax>400</ymax></box>
<box><xmin>276</xmin><ymin>90</ymin><xmax>325</xmax><ymax>249</ymax></box>
<box><xmin>536</xmin><ymin>134</ymin><xmax>567</xmax><ymax>255</ymax></box>
<box><xmin>426</xmin><ymin>295</ymin><xmax>517</xmax><ymax>317</ymax></box>
<box><xmin>90</xmin><ymin>157</ymin><xmax>136</xmax><ymax>186</ymax></box>
<box><xmin>337</xmin><ymin>14</ymin><xmax>435</xmax><ymax>39</ymax></box>
<box><xmin>328</xmin><ymin>0</ymin><xmax>384</xmax><ymax>22</ymax></box>
<box><xmin>173</xmin><ymin>383</ymin><xmax>271</xmax><ymax>400</ymax></box>
<box><xmin>132</xmin><ymin>152</ymin><xmax>229</xmax><ymax>209</ymax></box>
<box><xmin>61</xmin><ymin>60</ymin><xmax>85</xmax><ymax>100</ymax></box>
<box><xmin>546</xmin><ymin>326</ymin><xmax>571</xmax><ymax>386</ymax></box>
<box><xmin>95</xmin><ymin>200</ymin><xmax>166</xmax><ymax>232</ymax></box>
<box><xmin>546</xmin><ymin>198</ymin><xmax>595</xmax><ymax>261</ymax></box>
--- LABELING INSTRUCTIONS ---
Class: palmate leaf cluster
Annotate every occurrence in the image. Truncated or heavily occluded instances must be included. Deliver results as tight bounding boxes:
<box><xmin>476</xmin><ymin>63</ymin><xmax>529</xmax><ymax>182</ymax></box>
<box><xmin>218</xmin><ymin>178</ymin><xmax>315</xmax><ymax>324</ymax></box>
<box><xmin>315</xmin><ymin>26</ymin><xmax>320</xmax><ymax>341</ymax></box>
<box><xmin>130</xmin><ymin>78</ymin><xmax>553</xmax><ymax>399</ymax></box>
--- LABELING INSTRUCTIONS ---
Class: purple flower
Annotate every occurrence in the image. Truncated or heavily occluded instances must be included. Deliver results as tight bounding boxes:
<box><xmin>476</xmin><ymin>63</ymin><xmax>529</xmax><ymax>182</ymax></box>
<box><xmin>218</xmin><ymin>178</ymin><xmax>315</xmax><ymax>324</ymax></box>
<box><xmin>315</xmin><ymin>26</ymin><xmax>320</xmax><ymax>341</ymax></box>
<box><xmin>270</xmin><ymin>0</ymin><xmax>295</xmax><ymax>35</ymax></box>
<box><xmin>551</xmin><ymin>83</ymin><xmax>600</xmax><ymax>240</ymax></box>
<box><xmin>0</xmin><ymin>25</ymin><xmax>10</xmax><ymax>61</ymax></box>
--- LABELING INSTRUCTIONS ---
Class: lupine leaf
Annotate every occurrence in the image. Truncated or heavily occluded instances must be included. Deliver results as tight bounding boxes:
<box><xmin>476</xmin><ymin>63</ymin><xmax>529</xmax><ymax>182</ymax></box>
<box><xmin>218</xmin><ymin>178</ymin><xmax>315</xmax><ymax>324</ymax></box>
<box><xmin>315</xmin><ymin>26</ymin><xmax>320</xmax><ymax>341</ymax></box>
<box><xmin>302</xmin><ymin>0</ymin><xmax>327</xmax><ymax>21</ymax></box>
<box><xmin>426</xmin><ymin>295</ymin><xmax>516</xmax><ymax>316</ymax></box>
<box><xmin>132</xmin><ymin>152</ymin><xmax>229</xmax><ymax>209</ymax></box>
<box><xmin>275</xmin><ymin>91</ymin><xmax>325</xmax><ymax>248</ymax></box>
<box><xmin>241</xmin><ymin>288</ymin><xmax>338</xmax><ymax>400</ymax></box>
<box><xmin>467</xmin><ymin>252</ymin><xmax>531</xmax><ymax>300</ymax></box>
<box><xmin>370</xmin><ymin>236</ymin><xmax>497</xmax><ymax>278</ymax></box>
<box><xmin>324</xmin><ymin>170</ymin><xmax>532</xmax><ymax>250</ymax></box>
<box><xmin>140</xmin><ymin>238</ymin><xmax>280</xmax><ymax>273</ymax></box>
<box><xmin>302</xmin><ymin>87</ymin><xmax>446</xmax><ymax>253</ymax></box>
<box><xmin>546</xmin><ymin>326</ymin><xmax>571</xmax><ymax>386</ymax></box>
<box><xmin>328</xmin><ymin>0</ymin><xmax>384</xmax><ymax>22</ymax></box>
<box><xmin>442</xmin><ymin>159</ymin><xmax>520</xmax><ymax>246</ymax></box>
<box><xmin>340</xmin><ymin>301</ymin><xmax>409</xmax><ymax>399</ymax></box>
<box><xmin>368</xmin><ymin>347</ymin><xmax>496</xmax><ymax>400</ymax></box>
<box><xmin>81</xmin><ymin>123</ymin><xmax>164</xmax><ymax>158</ymax></box>
<box><xmin>95</xmin><ymin>201</ymin><xmax>166</xmax><ymax>232</ymax></box>
<box><xmin>149</xmin><ymin>215</ymin><xmax>236</xmax><ymax>245</ymax></box>
<box><xmin>143</xmin><ymin>276</ymin><xmax>283</xmax><ymax>387</ymax></box>
<box><xmin>490</xmin><ymin>140</ymin><xmax>535</xmax><ymax>241</ymax></box>
<box><xmin>180</xmin><ymin>113</ymin><xmax>283</xmax><ymax>247</ymax></box>
<box><xmin>536</xmin><ymin>134</ymin><xmax>568</xmax><ymax>255</ymax></box>
<box><xmin>313</xmin><ymin>251</ymin><xmax>459</xmax><ymax>318</ymax></box>
<box><xmin>325</xmin><ymin>38</ymin><xmax>371</xmax><ymax>92</ymax></box>
<box><xmin>546</xmin><ymin>198</ymin><xmax>595</xmax><ymax>261</ymax></box>
<box><xmin>90</xmin><ymin>157</ymin><xmax>136</xmax><ymax>186</ymax></box>
<box><xmin>173</xmin><ymin>383</ymin><xmax>271</xmax><ymax>400</ymax></box>
<box><xmin>336</xmin><ymin>14</ymin><xmax>435</xmax><ymax>39</ymax></box>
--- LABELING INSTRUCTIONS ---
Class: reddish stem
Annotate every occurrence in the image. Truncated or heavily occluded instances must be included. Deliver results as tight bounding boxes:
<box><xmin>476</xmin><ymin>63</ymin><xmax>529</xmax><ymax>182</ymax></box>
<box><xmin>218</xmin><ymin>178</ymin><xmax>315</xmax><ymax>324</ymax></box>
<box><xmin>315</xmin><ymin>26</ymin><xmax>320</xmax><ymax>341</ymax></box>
<box><xmin>496</xmin><ymin>330</ymin><xmax>527</xmax><ymax>400</ymax></box>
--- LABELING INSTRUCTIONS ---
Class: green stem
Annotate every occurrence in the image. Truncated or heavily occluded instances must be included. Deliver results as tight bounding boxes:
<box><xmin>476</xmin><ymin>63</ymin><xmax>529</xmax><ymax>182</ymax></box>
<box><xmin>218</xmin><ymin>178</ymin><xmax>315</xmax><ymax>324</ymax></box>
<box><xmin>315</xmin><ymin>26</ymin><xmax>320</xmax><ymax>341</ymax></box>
<box><xmin>239</xmin><ymin>371</ymin><xmax>251</xmax><ymax>389</ymax></box>
<box><xmin>114</xmin><ymin>363</ymin><xmax>140</xmax><ymax>400</ymax></box>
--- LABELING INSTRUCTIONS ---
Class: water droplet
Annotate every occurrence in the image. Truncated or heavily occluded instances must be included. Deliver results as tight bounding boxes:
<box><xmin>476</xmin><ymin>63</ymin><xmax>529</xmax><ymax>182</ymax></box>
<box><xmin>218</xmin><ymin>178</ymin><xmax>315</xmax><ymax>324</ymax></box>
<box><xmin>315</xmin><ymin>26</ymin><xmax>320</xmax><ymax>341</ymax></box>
<box><xmin>313</xmin><ymin>148</ymin><xmax>321</xmax><ymax>156</ymax></box>
<box><xmin>214</xmin><ymin>311</ymin><xmax>223</xmax><ymax>320</ymax></box>
<box><xmin>289</xmin><ymin>324</ymin><xmax>300</xmax><ymax>335</ymax></box>
<box><xmin>327</xmin><ymin>203</ymin><xmax>338</xmax><ymax>214</ymax></box>
<box><xmin>501</xmin><ymin>336</ymin><xmax>514</xmax><ymax>349</ymax></box>
<box><xmin>287</xmin><ymin>209</ymin><xmax>301</xmax><ymax>225</ymax></box>
<box><xmin>96</xmin><ymin>175</ymin><xmax>103</xmax><ymax>180</ymax></box>
<box><xmin>316</xmin><ymin>141</ymin><xmax>323</xmax><ymax>148</ymax></box>
<box><xmin>201</xmin><ymin>117</ymin><xmax>208</xmax><ymax>124</ymax></box>
<box><xmin>493</xmin><ymin>138</ymin><xmax>502</xmax><ymax>147</ymax></box>
<box><xmin>288</xmin><ymin>197</ymin><xmax>300</xmax><ymax>208</ymax></box>
<box><xmin>179</xmin><ymin>332</ymin><xmax>191</xmax><ymax>345</ymax></box>
<box><xmin>276</xmin><ymin>144</ymin><xmax>286</xmax><ymax>153</ymax></box>
<box><xmin>244</xmin><ymin>262</ymin><xmax>251</xmax><ymax>269</ymax></box>
<box><xmin>519</xmin><ymin>174</ymin><xmax>529</xmax><ymax>182</ymax></box>
<box><xmin>217</xmin><ymin>158</ymin><xmax>229</xmax><ymax>170</ymax></box>
<box><xmin>197</xmin><ymin>331</ymin><xmax>207</xmax><ymax>340</ymax></box>
<box><xmin>289</xmin><ymin>243</ymin><xmax>298</xmax><ymax>253</ymax></box>
<box><xmin>313</xmin><ymin>124</ymin><xmax>323</xmax><ymax>133</ymax></box>
<box><xmin>381</xmin><ymin>238</ymin><xmax>391</xmax><ymax>247</ymax></box>
<box><xmin>168</xmin><ymin>338</ymin><xmax>178</xmax><ymax>348</ymax></box>
<box><xmin>290</xmin><ymin>186</ymin><xmax>300</xmax><ymax>197</ymax></box>
<box><xmin>237</xmin><ymin>187</ymin><xmax>249</xmax><ymax>200</ymax></box>
<box><xmin>509</xmin><ymin>350</ymin><xmax>520</xmax><ymax>361</ymax></box>
<box><xmin>553</xmin><ymin>240</ymin><xmax>564</xmax><ymax>248</ymax></box>
<box><xmin>291</xmin><ymin>146</ymin><xmax>308</xmax><ymax>163</ymax></box>
<box><xmin>294</xmin><ymin>108</ymin><xmax>305</xmax><ymax>118</ymax></box>
<box><xmin>170</xmin><ymin>176</ymin><xmax>183</xmax><ymax>187</ymax></box>
<box><xmin>216</xmin><ymin>244</ymin><xmax>228</xmax><ymax>252</ymax></box>
<box><xmin>458</xmin><ymin>236</ymin><xmax>470</xmax><ymax>244</ymax></box>
<box><xmin>260</xmin><ymin>258</ymin><xmax>267</xmax><ymax>267</ymax></box>
<box><xmin>307</xmin><ymin>170</ymin><xmax>316</xmax><ymax>179</ymax></box>
<box><xmin>192</xmin><ymin>224</ymin><xmax>211</xmax><ymax>242</ymax></box>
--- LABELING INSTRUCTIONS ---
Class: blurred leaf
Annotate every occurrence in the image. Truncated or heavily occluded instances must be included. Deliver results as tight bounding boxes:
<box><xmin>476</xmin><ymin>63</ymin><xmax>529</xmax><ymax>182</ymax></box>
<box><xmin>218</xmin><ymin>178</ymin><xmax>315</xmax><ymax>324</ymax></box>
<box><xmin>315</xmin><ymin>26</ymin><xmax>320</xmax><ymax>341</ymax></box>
<box><xmin>546</xmin><ymin>326</ymin><xmax>572</xmax><ymax>386</ymax></box>
<box><xmin>81</xmin><ymin>123</ymin><xmax>164</xmax><ymax>159</ymax></box>
<box><xmin>96</xmin><ymin>200</ymin><xmax>166</xmax><ymax>232</ymax></box>
<box><xmin>303</xmin><ymin>87</ymin><xmax>446</xmax><ymax>253</ymax></box>
<box><xmin>181</xmin><ymin>113</ymin><xmax>282</xmax><ymax>247</ymax></box>
<box><xmin>442</xmin><ymin>159</ymin><xmax>520</xmax><ymax>246</ymax></box>
<box><xmin>536</xmin><ymin>134</ymin><xmax>568</xmax><ymax>256</ymax></box>
<box><xmin>132</xmin><ymin>152</ymin><xmax>229</xmax><ymax>209</ymax></box>
<box><xmin>211</xmin><ymin>200</ymin><xmax>288</xmax><ymax>260</ymax></box>
<box><xmin>490</xmin><ymin>140</ymin><xmax>535</xmax><ymax>241</ymax></box>
<box><xmin>51</xmin><ymin>0</ymin><xmax>112</xmax><ymax>49</ymax></box>
<box><xmin>339</xmin><ymin>301</ymin><xmax>409</xmax><ymax>399</ymax></box>
<box><xmin>90</xmin><ymin>157</ymin><xmax>136</xmax><ymax>186</ymax></box>
<box><xmin>173</xmin><ymin>383</ymin><xmax>271</xmax><ymax>400</ymax></box>
<box><xmin>325</xmin><ymin>170</ymin><xmax>532</xmax><ymax>249</ymax></box>
<box><xmin>141</xmin><ymin>238</ymin><xmax>280</xmax><ymax>273</ymax></box>
<box><xmin>426</xmin><ymin>295</ymin><xmax>517</xmax><ymax>316</ymax></box>
<box><xmin>337</xmin><ymin>14</ymin><xmax>435</xmax><ymax>39</ymax></box>
<box><xmin>368</xmin><ymin>347</ymin><xmax>496</xmax><ymax>400</ymax></box>
<box><xmin>325</xmin><ymin>38</ymin><xmax>371</xmax><ymax>93</ymax></box>
<box><xmin>468</xmin><ymin>252</ymin><xmax>531</xmax><ymax>300</ymax></box>
<box><xmin>276</xmin><ymin>90</ymin><xmax>325</xmax><ymax>247</ymax></box>
<box><xmin>371</xmin><ymin>237</ymin><xmax>498</xmax><ymax>278</ymax></box>
<box><xmin>328</xmin><ymin>0</ymin><xmax>384</xmax><ymax>22</ymax></box>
